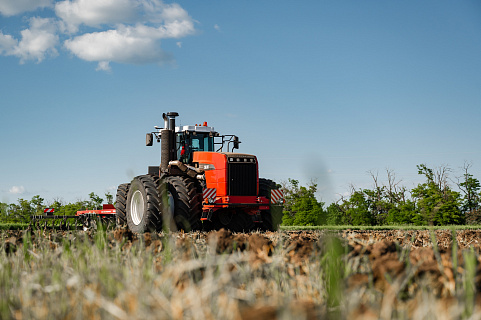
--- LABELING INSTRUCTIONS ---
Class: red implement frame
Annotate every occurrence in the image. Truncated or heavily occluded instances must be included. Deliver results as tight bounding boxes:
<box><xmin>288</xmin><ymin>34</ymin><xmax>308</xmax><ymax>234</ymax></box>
<box><xmin>76</xmin><ymin>204</ymin><xmax>116</xmax><ymax>217</ymax></box>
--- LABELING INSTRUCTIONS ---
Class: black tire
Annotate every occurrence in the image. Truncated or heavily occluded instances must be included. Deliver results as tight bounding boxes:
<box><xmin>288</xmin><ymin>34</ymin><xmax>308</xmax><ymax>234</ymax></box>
<box><xmin>207</xmin><ymin>208</ymin><xmax>255</xmax><ymax>233</ymax></box>
<box><xmin>126</xmin><ymin>175</ymin><xmax>162</xmax><ymax>233</ymax></box>
<box><xmin>259</xmin><ymin>178</ymin><xmax>276</xmax><ymax>198</ymax></box>
<box><xmin>230</xmin><ymin>209</ymin><xmax>255</xmax><ymax>233</ymax></box>
<box><xmin>159</xmin><ymin>175</ymin><xmax>202</xmax><ymax>232</ymax></box>
<box><xmin>259</xmin><ymin>178</ymin><xmax>280</xmax><ymax>231</ymax></box>
<box><xmin>115</xmin><ymin>183</ymin><xmax>130</xmax><ymax>226</ymax></box>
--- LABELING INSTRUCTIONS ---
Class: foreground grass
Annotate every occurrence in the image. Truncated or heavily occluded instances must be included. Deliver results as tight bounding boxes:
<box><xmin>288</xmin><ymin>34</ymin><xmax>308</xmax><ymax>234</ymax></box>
<box><xmin>2</xmin><ymin>228</ymin><xmax>481</xmax><ymax>319</ymax></box>
<box><xmin>2</xmin><ymin>229</ymin><xmax>327</xmax><ymax>319</ymax></box>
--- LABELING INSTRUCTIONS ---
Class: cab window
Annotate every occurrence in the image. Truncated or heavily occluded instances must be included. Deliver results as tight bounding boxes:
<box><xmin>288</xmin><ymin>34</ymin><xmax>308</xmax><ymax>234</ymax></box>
<box><xmin>176</xmin><ymin>132</ymin><xmax>214</xmax><ymax>163</ymax></box>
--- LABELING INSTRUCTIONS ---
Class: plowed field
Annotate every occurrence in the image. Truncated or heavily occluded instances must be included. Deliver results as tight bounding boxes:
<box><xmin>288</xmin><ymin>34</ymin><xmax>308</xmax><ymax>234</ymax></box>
<box><xmin>2</xmin><ymin>228</ymin><xmax>481</xmax><ymax>319</ymax></box>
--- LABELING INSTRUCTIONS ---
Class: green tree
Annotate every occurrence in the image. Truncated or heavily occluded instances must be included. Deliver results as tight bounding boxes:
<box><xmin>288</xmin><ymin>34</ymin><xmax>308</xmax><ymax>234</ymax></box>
<box><xmin>340</xmin><ymin>191</ymin><xmax>373</xmax><ymax>226</ymax></box>
<box><xmin>7</xmin><ymin>198</ymin><xmax>33</xmax><ymax>222</ymax></box>
<box><xmin>457</xmin><ymin>162</ymin><xmax>481</xmax><ymax>213</ymax></box>
<box><xmin>1</xmin><ymin>196</ymin><xmax>46</xmax><ymax>222</ymax></box>
<box><xmin>47</xmin><ymin>198</ymin><xmax>89</xmax><ymax>216</ymax></box>
<box><xmin>326</xmin><ymin>203</ymin><xmax>346</xmax><ymax>225</ymax></box>
<box><xmin>0</xmin><ymin>202</ymin><xmax>8</xmax><ymax>221</ymax></box>
<box><xmin>30</xmin><ymin>195</ymin><xmax>44</xmax><ymax>215</ymax></box>
<box><xmin>105</xmin><ymin>192</ymin><xmax>113</xmax><ymax>205</ymax></box>
<box><xmin>411</xmin><ymin>164</ymin><xmax>463</xmax><ymax>225</ymax></box>
<box><xmin>364</xmin><ymin>169</ymin><xmax>411</xmax><ymax>225</ymax></box>
<box><xmin>49</xmin><ymin>198</ymin><xmax>64</xmax><ymax>215</ymax></box>
<box><xmin>88</xmin><ymin>192</ymin><xmax>103</xmax><ymax>209</ymax></box>
<box><xmin>281</xmin><ymin>179</ymin><xmax>326</xmax><ymax>226</ymax></box>
<box><xmin>363</xmin><ymin>188</ymin><xmax>389</xmax><ymax>225</ymax></box>
<box><xmin>385</xmin><ymin>200</ymin><xmax>417</xmax><ymax>225</ymax></box>
<box><xmin>64</xmin><ymin>201</ymin><xmax>88</xmax><ymax>215</ymax></box>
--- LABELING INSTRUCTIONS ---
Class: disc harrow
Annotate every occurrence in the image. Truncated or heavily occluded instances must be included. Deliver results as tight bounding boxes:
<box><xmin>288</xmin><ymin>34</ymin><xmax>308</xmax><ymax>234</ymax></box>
<box><xmin>30</xmin><ymin>204</ymin><xmax>117</xmax><ymax>231</ymax></box>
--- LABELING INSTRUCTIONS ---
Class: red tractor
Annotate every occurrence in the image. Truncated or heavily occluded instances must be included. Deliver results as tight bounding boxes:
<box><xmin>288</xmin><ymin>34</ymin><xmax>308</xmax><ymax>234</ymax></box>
<box><xmin>115</xmin><ymin>112</ymin><xmax>283</xmax><ymax>233</ymax></box>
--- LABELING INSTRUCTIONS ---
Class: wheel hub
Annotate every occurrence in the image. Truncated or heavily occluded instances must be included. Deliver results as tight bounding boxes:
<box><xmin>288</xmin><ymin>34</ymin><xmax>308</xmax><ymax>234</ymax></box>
<box><xmin>130</xmin><ymin>190</ymin><xmax>145</xmax><ymax>225</ymax></box>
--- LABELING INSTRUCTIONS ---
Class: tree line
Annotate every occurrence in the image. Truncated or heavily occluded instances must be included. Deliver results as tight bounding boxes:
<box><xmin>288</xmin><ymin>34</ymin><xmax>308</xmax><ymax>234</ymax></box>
<box><xmin>281</xmin><ymin>163</ymin><xmax>481</xmax><ymax>226</ymax></box>
<box><xmin>2</xmin><ymin>162</ymin><xmax>480</xmax><ymax>226</ymax></box>
<box><xmin>0</xmin><ymin>192</ymin><xmax>112</xmax><ymax>223</ymax></box>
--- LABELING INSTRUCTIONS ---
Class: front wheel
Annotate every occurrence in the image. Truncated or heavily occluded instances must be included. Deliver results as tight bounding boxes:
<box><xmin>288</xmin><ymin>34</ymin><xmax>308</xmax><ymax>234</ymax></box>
<box><xmin>126</xmin><ymin>175</ymin><xmax>161</xmax><ymax>233</ymax></box>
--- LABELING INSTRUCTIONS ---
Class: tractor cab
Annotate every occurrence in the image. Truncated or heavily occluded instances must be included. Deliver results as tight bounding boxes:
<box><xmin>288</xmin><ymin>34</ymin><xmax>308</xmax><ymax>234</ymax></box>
<box><xmin>175</xmin><ymin>123</ymin><xmax>217</xmax><ymax>164</ymax></box>
<box><xmin>170</xmin><ymin>121</ymin><xmax>241</xmax><ymax>165</ymax></box>
<box><xmin>146</xmin><ymin>112</ymin><xmax>241</xmax><ymax>173</ymax></box>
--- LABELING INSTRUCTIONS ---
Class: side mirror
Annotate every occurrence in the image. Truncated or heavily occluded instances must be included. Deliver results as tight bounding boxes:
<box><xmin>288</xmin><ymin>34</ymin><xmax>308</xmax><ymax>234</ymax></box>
<box><xmin>233</xmin><ymin>136</ymin><xmax>240</xmax><ymax>149</ymax></box>
<box><xmin>146</xmin><ymin>133</ymin><xmax>153</xmax><ymax>146</ymax></box>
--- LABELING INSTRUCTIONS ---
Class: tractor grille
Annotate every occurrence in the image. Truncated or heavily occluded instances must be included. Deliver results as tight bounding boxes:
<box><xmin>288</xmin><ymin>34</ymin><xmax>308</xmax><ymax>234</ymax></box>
<box><xmin>228</xmin><ymin>162</ymin><xmax>257</xmax><ymax>196</ymax></box>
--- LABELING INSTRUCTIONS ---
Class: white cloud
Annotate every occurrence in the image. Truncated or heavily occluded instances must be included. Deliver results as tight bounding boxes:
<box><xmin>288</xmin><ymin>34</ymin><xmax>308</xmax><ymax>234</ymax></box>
<box><xmin>0</xmin><ymin>17</ymin><xmax>59</xmax><ymax>63</ymax></box>
<box><xmin>0</xmin><ymin>0</ymin><xmax>53</xmax><ymax>16</ymax></box>
<box><xmin>59</xmin><ymin>0</ymin><xmax>195</xmax><ymax>69</ymax></box>
<box><xmin>15</xmin><ymin>17</ymin><xmax>59</xmax><ymax>63</ymax></box>
<box><xmin>0</xmin><ymin>0</ymin><xmax>197</xmax><ymax>70</ymax></box>
<box><xmin>9</xmin><ymin>186</ymin><xmax>25</xmax><ymax>195</ymax></box>
<box><xmin>64</xmin><ymin>26</ymin><xmax>173</xmax><ymax>69</ymax></box>
<box><xmin>160</xmin><ymin>2</ymin><xmax>190</xmax><ymax>22</ymax></box>
<box><xmin>96</xmin><ymin>61</ymin><xmax>111</xmax><ymax>72</ymax></box>
<box><xmin>55</xmin><ymin>0</ymin><xmax>137</xmax><ymax>33</ymax></box>
<box><xmin>214</xmin><ymin>24</ymin><xmax>220</xmax><ymax>31</ymax></box>
<box><xmin>0</xmin><ymin>32</ymin><xmax>17</xmax><ymax>54</ymax></box>
<box><xmin>55</xmin><ymin>0</ymin><xmax>195</xmax><ymax>34</ymax></box>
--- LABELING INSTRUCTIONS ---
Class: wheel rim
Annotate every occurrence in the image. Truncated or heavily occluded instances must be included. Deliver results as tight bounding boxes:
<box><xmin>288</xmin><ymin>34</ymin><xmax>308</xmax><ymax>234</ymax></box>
<box><xmin>131</xmin><ymin>190</ymin><xmax>145</xmax><ymax>226</ymax></box>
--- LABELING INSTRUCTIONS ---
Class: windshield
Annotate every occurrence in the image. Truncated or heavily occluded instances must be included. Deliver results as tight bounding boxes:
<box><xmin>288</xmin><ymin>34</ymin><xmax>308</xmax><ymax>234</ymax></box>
<box><xmin>177</xmin><ymin>133</ymin><xmax>214</xmax><ymax>163</ymax></box>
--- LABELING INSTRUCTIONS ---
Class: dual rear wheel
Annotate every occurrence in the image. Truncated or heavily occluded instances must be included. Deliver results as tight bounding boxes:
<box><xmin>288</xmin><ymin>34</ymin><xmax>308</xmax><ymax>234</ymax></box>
<box><xmin>115</xmin><ymin>174</ymin><xmax>201</xmax><ymax>233</ymax></box>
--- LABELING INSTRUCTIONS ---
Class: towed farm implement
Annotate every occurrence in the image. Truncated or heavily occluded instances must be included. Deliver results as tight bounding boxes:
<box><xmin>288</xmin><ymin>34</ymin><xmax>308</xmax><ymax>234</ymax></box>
<box><xmin>32</xmin><ymin>112</ymin><xmax>284</xmax><ymax>232</ymax></box>
<box><xmin>30</xmin><ymin>205</ymin><xmax>117</xmax><ymax>230</ymax></box>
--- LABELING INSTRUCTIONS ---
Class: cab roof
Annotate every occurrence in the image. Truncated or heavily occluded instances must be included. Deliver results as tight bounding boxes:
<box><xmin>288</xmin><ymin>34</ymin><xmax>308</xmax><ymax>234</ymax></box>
<box><xmin>175</xmin><ymin>125</ymin><xmax>217</xmax><ymax>134</ymax></box>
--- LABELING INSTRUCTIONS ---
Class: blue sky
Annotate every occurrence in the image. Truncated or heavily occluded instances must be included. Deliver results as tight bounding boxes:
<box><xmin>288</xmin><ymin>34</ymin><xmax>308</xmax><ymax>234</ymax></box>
<box><xmin>1</xmin><ymin>0</ymin><xmax>480</xmax><ymax>205</ymax></box>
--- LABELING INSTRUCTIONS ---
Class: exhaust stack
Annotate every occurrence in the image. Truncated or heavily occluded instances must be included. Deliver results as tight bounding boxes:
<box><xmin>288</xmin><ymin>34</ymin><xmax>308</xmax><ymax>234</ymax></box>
<box><xmin>161</xmin><ymin>112</ymin><xmax>179</xmax><ymax>172</ymax></box>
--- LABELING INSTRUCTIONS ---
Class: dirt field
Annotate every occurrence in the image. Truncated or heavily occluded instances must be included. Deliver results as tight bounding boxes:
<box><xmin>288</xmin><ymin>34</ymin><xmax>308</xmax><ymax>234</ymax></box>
<box><xmin>2</xmin><ymin>228</ymin><xmax>481</xmax><ymax>319</ymax></box>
